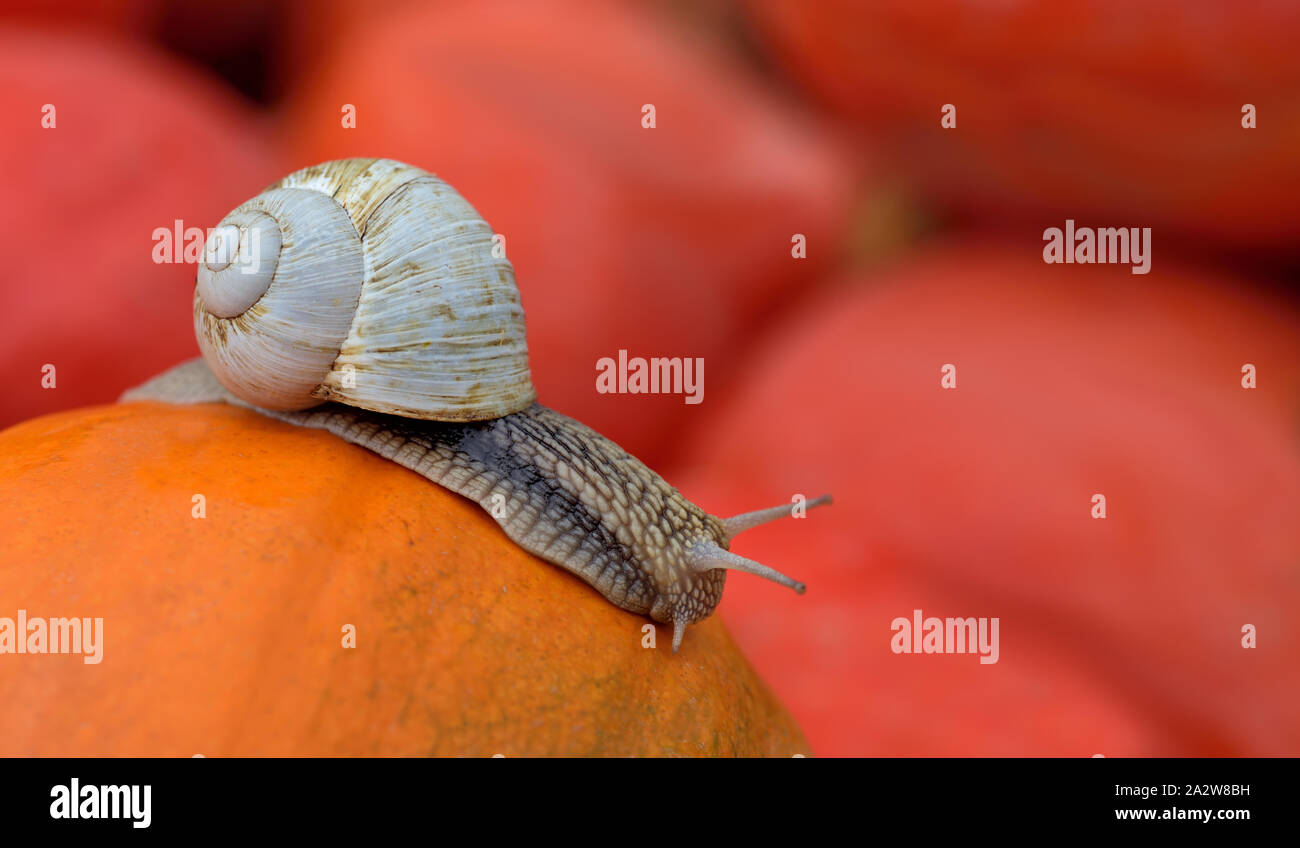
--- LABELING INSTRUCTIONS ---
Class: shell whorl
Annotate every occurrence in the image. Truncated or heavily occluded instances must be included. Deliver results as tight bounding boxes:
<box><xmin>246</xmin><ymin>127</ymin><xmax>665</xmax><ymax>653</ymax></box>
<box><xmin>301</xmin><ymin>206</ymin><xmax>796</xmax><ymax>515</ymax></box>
<box><xmin>194</xmin><ymin>158</ymin><xmax>536</xmax><ymax>421</ymax></box>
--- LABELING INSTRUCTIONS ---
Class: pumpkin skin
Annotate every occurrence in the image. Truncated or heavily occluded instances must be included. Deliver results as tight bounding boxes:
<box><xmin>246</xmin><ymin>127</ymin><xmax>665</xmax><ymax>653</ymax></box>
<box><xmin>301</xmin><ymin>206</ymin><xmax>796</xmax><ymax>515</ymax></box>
<box><xmin>0</xmin><ymin>402</ymin><xmax>807</xmax><ymax>756</ymax></box>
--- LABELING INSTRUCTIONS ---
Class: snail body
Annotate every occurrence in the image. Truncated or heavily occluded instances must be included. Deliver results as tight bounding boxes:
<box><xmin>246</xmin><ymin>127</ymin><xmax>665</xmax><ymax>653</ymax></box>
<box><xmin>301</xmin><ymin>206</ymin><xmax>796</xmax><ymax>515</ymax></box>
<box><xmin>128</xmin><ymin>158</ymin><xmax>828</xmax><ymax>651</ymax></box>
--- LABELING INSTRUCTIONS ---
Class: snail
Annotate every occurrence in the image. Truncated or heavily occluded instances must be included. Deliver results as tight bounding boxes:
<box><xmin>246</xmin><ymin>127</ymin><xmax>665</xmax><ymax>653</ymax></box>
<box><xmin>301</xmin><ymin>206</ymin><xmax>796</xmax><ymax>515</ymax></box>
<box><xmin>125</xmin><ymin>158</ymin><xmax>830</xmax><ymax>652</ymax></box>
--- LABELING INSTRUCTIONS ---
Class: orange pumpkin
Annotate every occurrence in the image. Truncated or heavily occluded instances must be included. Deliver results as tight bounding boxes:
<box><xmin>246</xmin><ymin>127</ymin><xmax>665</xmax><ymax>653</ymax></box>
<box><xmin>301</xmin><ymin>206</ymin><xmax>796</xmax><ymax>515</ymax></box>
<box><xmin>0</xmin><ymin>401</ymin><xmax>807</xmax><ymax>756</ymax></box>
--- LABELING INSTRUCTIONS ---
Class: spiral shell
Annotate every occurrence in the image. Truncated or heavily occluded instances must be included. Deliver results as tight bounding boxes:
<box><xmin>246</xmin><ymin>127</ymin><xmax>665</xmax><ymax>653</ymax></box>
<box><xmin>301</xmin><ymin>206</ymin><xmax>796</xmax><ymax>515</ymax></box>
<box><xmin>194</xmin><ymin>158</ymin><xmax>535</xmax><ymax>421</ymax></box>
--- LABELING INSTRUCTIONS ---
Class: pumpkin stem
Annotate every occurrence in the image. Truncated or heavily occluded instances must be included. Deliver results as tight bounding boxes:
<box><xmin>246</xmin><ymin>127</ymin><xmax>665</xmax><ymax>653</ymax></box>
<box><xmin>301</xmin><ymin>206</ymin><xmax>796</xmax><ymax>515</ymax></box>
<box><xmin>686</xmin><ymin>542</ymin><xmax>806</xmax><ymax>594</ymax></box>
<box><xmin>720</xmin><ymin>494</ymin><xmax>832</xmax><ymax>539</ymax></box>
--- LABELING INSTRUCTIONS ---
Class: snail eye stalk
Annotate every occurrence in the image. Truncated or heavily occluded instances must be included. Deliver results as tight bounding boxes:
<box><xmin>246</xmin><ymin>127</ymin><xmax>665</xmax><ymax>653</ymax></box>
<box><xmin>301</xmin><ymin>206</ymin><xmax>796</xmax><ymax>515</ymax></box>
<box><xmin>720</xmin><ymin>494</ymin><xmax>832</xmax><ymax>539</ymax></box>
<box><xmin>685</xmin><ymin>543</ymin><xmax>807</xmax><ymax>595</ymax></box>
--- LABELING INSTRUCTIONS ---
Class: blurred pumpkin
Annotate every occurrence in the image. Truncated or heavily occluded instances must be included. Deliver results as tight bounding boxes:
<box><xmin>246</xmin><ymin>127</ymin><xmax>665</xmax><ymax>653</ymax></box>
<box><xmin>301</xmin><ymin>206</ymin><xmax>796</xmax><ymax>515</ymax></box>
<box><xmin>746</xmin><ymin>0</ymin><xmax>1300</xmax><ymax>248</ymax></box>
<box><xmin>0</xmin><ymin>28</ymin><xmax>282</xmax><ymax>428</ymax></box>
<box><xmin>277</xmin><ymin>0</ymin><xmax>413</xmax><ymax>88</ymax></box>
<box><xmin>0</xmin><ymin>401</ymin><xmax>807</xmax><ymax>756</ymax></box>
<box><xmin>277</xmin><ymin>0</ymin><xmax>856</xmax><ymax>467</ymax></box>
<box><xmin>0</xmin><ymin>0</ymin><xmax>158</xmax><ymax>33</ymax></box>
<box><xmin>675</xmin><ymin>244</ymin><xmax>1300</xmax><ymax>755</ymax></box>
<box><xmin>150</xmin><ymin>0</ymin><xmax>282</xmax><ymax>102</ymax></box>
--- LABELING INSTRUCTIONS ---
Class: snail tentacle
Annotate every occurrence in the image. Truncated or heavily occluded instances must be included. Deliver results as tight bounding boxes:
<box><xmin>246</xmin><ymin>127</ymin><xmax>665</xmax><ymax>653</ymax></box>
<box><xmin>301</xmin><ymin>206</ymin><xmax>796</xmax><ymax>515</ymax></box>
<box><xmin>721</xmin><ymin>494</ymin><xmax>832</xmax><ymax>539</ymax></box>
<box><xmin>685</xmin><ymin>542</ymin><xmax>807</xmax><ymax>594</ymax></box>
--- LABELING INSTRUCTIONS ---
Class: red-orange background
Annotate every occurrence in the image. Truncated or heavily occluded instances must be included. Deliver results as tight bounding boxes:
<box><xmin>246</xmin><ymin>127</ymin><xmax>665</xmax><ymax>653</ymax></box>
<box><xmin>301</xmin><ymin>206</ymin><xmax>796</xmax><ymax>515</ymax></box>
<box><xmin>1</xmin><ymin>0</ymin><xmax>1297</xmax><ymax>756</ymax></box>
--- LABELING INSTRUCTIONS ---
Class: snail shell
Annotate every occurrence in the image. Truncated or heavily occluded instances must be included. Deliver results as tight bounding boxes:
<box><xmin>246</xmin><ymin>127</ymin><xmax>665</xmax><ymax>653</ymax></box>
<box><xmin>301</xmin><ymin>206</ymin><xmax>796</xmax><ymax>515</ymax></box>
<box><xmin>195</xmin><ymin>158</ymin><xmax>534</xmax><ymax>421</ymax></box>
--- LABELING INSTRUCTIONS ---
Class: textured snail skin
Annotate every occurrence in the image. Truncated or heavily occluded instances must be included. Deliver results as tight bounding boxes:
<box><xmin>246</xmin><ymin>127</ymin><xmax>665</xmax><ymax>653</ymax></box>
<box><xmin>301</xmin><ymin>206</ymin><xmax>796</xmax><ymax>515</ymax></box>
<box><xmin>274</xmin><ymin>398</ymin><xmax>732</xmax><ymax>635</ymax></box>
<box><xmin>125</xmin><ymin>359</ymin><xmax>756</xmax><ymax>650</ymax></box>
